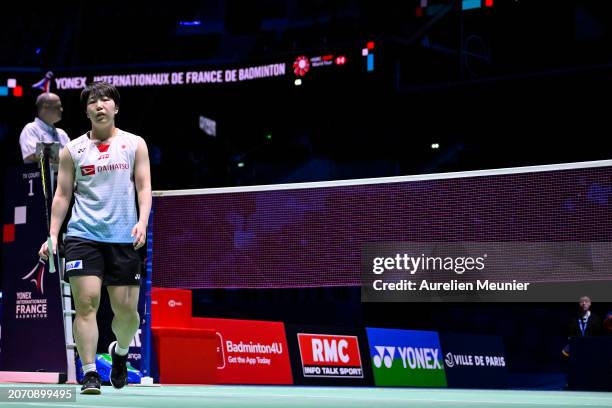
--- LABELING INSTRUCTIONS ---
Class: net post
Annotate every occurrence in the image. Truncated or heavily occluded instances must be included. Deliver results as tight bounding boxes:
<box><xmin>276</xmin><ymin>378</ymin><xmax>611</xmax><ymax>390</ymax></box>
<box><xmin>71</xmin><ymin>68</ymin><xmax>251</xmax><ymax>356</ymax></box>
<box><xmin>141</xmin><ymin>204</ymin><xmax>154</xmax><ymax>384</ymax></box>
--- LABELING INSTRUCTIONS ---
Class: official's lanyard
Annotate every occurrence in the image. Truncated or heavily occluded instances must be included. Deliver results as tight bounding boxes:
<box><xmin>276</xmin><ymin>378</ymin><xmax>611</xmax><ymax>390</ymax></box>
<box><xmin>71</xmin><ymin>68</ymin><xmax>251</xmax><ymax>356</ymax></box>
<box><xmin>578</xmin><ymin>318</ymin><xmax>587</xmax><ymax>336</ymax></box>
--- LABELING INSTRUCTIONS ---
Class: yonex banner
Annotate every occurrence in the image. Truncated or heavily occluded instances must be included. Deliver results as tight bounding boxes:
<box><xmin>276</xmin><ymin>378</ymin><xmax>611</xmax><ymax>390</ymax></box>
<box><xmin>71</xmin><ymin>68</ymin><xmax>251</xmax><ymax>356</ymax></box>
<box><xmin>286</xmin><ymin>325</ymin><xmax>373</xmax><ymax>386</ymax></box>
<box><xmin>191</xmin><ymin>317</ymin><xmax>292</xmax><ymax>384</ymax></box>
<box><xmin>439</xmin><ymin>333</ymin><xmax>508</xmax><ymax>388</ymax></box>
<box><xmin>0</xmin><ymin>165</ymin><xmax>67</xmax><ymax>375</ymax></box>
<box><xmin>366</xmin><ymin>327</ymin><xmax>447</xmax><ymax>387</ymax></box>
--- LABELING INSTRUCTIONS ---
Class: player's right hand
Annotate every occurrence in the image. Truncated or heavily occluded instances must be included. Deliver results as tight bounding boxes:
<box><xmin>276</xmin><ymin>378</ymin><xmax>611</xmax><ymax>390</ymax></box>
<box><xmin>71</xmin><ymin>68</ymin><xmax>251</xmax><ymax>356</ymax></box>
<box><xmin>38</xmin><ymin>236</ymin><xmax>57</xmax><ymax>260</ymax></box>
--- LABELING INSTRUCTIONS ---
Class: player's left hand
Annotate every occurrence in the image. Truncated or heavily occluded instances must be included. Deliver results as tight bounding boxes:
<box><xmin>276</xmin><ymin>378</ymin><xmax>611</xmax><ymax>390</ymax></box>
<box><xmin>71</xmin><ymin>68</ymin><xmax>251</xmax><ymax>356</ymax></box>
<box><xmin>131</xmin><ymin>221</ymin><xmax>147</xmax><ymax>249</ymax></box>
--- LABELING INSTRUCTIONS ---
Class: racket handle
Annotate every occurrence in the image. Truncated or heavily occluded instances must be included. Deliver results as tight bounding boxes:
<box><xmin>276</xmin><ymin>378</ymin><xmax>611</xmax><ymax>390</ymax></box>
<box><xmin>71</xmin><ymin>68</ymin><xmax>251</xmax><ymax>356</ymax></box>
<box><xmin>47</xmin><ymin>236</ymin><xmax>56</xmax><ymax>273</ymax></box>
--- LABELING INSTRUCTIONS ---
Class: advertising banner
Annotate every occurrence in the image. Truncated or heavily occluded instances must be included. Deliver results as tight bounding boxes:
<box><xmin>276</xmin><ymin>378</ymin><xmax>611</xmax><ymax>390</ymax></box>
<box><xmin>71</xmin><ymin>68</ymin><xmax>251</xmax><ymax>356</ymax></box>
<box><xmin>191</xmin><ymin>317</ymin><xmax>292</xmax><ymax>384</ymax></box>
<box><xmin>286</xmin><ymin>325</ymin><xmax>372</xmax><ymax>386</ymax></box>
<box><xmin>366</xmin><ymin>327</ymin><xmax>446</xmax><ymax>387</ymax></box>
<box><xmin>0</xmin><ymin>165</ymin><xmax>67</xmax><ymax>375</ymax></box>
<box><xmin>439</xmin><ymin>333</ymin><xmax>507</xmax><ymax>388</ymax></box>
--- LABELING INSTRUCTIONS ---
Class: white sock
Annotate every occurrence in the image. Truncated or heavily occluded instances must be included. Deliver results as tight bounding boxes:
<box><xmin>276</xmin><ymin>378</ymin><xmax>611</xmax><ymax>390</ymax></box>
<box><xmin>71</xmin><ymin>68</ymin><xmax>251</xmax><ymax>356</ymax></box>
<box><xmin>82</xmin><ymin>363</ymin><xmax>97</xmax><ymax>374</ymax></box>
<box><xmin>115</xmin><ymin>343</ymin><xmax>129</xmax><ymax>356</ymax></box>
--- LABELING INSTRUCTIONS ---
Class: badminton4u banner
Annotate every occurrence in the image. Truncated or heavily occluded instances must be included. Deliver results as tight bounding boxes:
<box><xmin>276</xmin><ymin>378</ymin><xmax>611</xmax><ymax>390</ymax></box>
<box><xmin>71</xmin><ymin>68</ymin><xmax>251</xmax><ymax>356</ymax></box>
<box><xmin>190</xmin><ymin>317</ymin><xmax>293</xmax><ymax>384</ymax></box>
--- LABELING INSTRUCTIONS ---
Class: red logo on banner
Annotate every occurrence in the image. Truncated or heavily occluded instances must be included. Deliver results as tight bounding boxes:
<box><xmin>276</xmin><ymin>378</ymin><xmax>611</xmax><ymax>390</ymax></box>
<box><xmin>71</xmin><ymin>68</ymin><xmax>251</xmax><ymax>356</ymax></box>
<box><xmin>80</xmin><ymin>165</ymin><xmax>95</xmax><ymax>176</ymax></box>
<box><xmin>191</xmin><ymin>317</ymin><xmax>293</xmax><ymax>384</ymax></box>
<box><xmin>293</xmin><ymin>56</ymin><xmax>310</xmax><ymax>77</ymax></box>
<box><xmin>151</xmin><ymin>288</ymin><xmax>192</xmax><ymax>327</ymax></box>
<box><xmin>297</xmin><ymin>333</ymin><xmax>364</xmax><ymax>378</ymax></box>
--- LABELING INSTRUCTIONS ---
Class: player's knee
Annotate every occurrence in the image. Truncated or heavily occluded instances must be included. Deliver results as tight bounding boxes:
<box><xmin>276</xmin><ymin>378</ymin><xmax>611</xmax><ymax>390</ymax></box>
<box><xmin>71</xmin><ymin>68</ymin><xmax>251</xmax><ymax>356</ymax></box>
<box><xmin>74</xmin><ymin>294</ymin><xmax>100</xmax><ymax>316</ymax></box>
<box><xmin>112</xmin><ymin>302</ymin><xmax>138</xmax><ymax>319</ymax></box>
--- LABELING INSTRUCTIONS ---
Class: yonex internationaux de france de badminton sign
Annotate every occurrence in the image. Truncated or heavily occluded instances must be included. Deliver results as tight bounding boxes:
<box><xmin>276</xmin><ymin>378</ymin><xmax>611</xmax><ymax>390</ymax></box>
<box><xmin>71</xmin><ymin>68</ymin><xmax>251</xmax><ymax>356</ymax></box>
<box><xmin>54</xmin><ymin>63</ymin><xmax>287</xmax><ymax>90</ymax></box>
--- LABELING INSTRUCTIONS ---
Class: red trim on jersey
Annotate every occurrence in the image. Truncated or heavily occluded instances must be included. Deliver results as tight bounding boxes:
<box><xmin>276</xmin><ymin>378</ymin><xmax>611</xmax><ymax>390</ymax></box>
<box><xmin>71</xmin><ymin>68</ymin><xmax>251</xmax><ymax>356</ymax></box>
<box><xmin>96</xmin><ymin>144</ymin><xmax>110</xmax><ymax>153</ymax></box>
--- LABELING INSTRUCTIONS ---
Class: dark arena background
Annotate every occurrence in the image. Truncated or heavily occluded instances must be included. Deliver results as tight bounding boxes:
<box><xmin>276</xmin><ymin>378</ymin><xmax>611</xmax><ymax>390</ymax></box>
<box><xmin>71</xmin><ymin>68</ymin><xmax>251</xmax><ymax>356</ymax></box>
<box><xmin>1</xmin><ymin>2</ymin><xmax>612</xmax><ymax>407</ymax></box>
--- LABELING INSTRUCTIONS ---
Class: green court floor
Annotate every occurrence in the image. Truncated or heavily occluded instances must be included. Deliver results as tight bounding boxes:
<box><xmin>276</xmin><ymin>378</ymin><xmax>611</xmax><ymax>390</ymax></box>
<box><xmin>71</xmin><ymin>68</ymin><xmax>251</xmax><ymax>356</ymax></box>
<box><xmin>1</xmin><ymin>384</ymin><xmax>611</xmax><ymax>408</ymax></box>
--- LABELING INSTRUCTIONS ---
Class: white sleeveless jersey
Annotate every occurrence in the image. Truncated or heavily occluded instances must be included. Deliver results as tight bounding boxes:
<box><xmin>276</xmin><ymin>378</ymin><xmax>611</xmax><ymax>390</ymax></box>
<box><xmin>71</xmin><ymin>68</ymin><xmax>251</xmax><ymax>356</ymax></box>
<box><xmin>65</xmin><ymin>129</ymin><xmax>139</xmax><ymax>243</ymax></box>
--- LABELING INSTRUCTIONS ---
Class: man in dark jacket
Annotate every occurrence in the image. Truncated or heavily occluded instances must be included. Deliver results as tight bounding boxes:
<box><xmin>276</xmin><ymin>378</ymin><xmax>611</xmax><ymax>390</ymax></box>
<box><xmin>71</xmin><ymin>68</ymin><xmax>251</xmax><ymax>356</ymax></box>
<box><xmin>568</xmin><ymin>296</ymin><xmax>603</xmax><ymax>337</ymax></box>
